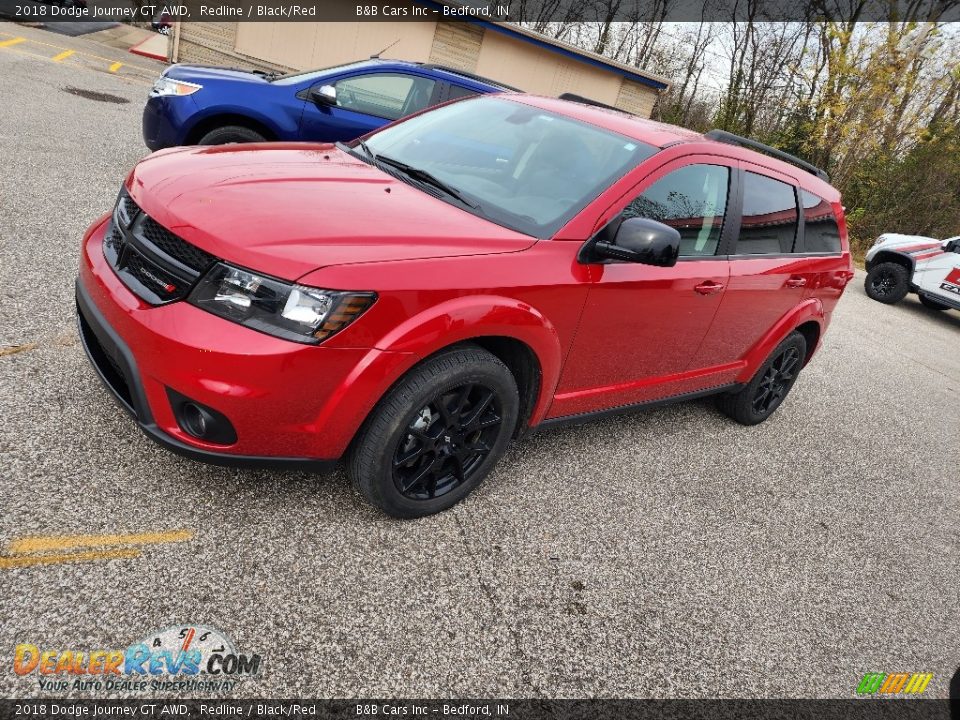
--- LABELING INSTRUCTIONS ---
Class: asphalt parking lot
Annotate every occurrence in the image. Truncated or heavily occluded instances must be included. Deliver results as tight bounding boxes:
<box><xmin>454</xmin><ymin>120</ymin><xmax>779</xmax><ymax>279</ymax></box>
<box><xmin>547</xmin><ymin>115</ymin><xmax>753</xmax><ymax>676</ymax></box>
<box><xmin>1</xmin><ymin>21</ymin><xmax>959</xmax><ymax>699</ymax></box>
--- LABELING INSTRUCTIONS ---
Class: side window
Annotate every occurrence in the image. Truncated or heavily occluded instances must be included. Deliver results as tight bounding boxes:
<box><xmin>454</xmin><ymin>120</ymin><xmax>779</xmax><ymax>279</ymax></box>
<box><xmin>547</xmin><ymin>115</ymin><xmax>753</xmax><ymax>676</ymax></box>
<box><xmin>446</xmin><ymin>84</ymin><xmax>481</xmax><ymax>101</ymax></box>
<box><xmin>332</xmin><ymin>73</ymin><xmax>436</xmax><ymax>121</ymax></box>
<box><xmin>736</xmin><ymin>172</ymin><xmax>799</xmax><ymax>255</ymax></box>
<box><xmin>801</xmin><ymin>190</ymin><xmax>841</xmax><ymax>253</ymax></box>
<box><xmin>622</xmin><ymin>164</ymin><xmax>730</xmax><ymax>257</ymax></box>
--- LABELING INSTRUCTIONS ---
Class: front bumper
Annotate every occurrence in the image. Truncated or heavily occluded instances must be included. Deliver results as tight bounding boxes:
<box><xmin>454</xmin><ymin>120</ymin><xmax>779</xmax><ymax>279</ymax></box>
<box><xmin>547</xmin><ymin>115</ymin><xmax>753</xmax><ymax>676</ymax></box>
<box><xmin>142</xmin><ymin>95</ymin><xmax>197</xmax><ymax>151</ymax></box>
<box><xmin>76</xmin><ymin>277</ymin><xmax>335</xmax><ymax>471</ymax></box>
<box><xmin>77</xmin><ymin>215</ymin><xmax>416</xmax><ymax>468</ymax></box>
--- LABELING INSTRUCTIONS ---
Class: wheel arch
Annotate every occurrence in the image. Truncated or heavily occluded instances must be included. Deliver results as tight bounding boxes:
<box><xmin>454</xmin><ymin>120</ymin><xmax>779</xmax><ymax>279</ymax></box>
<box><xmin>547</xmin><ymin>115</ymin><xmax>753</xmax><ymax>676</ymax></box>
<box><xmin>317</xmin><ymin>297</ymin><xmax>563</xmax><ymax>458</ymax></box>
<box><xmin>184</xmin><ymin>112</ymin><xmax>279</xmax><ymax>145</ymax></box>
<box><xmin>735</xmin><ymin>299</ymin><xmax>825</xmax><ymax>383</ymax></box>
<box><xmin>865</xmin><ymin>250</ymin><xmax>915</xmax><ymax>274</ymax></box>
<box><xmin>793</xmin><ymin>320</ymin><xmax>821</xmax><ymax>366</ymax></box>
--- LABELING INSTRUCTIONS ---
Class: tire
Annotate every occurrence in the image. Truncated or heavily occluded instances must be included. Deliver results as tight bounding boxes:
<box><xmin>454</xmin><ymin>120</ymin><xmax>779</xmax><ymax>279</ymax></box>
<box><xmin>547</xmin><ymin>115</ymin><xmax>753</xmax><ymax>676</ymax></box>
<box><xmin>196</xmin><ymin>125</ymin><xmax>266</xmax><ymax>145</ymax></box>
<box><xmin>864</xmin><ymin>262</ymin><xmax>910</xmax><ymax>304</ymax></box>
<box><xmin>348</xmin><ymin>345</ymin><xmax>519</xmax><ymax>519</ymax></box>
<box><xmin>919</xmin><ymin>294</ymin><xmax>949</xmax><ymax>311</ymax></box>
<box><xmin>715</xmin><ymin>332</ymin><xmax>807</xmax><ymax>426</ymax></box>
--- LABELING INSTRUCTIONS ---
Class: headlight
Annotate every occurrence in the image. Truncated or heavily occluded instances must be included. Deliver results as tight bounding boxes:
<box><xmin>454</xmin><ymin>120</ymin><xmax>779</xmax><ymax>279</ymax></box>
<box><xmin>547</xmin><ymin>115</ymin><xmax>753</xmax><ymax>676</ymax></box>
<box><xmin>150</xmin><ymin>77</ymin><xmax>202</xmax><ymax>97</ymax></box>
<box><xmin>188</xmin><ymin>263</ymin><xmax>376</xmax><ymax>344</ymax></box>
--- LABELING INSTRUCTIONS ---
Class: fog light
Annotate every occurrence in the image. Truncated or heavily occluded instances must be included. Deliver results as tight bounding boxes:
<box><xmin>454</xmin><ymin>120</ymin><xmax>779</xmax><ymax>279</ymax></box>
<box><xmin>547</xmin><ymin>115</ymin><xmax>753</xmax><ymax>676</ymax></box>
<box><xmin>166</xmin><ymin>388</ymin><xmax>237</xmax><ymax>445</ymax></box>
<box><xmin>181</xmin><ymin>403</ymin><xmax>209</xmax><ymax>438</ymax></box>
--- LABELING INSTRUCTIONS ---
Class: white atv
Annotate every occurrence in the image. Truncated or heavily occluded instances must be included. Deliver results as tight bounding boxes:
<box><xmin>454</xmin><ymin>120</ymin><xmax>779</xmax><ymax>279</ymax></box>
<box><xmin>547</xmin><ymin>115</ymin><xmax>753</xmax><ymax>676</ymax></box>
<box><xmin>864</xmin><ymin>233</ymin><xmax>960</xmax><ymax>311</ymax></box>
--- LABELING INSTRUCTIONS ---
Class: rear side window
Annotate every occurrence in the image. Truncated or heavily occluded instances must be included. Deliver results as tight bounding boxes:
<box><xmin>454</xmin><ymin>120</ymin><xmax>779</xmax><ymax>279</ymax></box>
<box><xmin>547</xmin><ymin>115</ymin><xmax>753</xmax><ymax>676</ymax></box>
<box><xmin>736</xmin><ymin>172</ymin><xmax>798</xmax><ymax>255</ymax></box>
<box><xmin>622</xmin><ymin>164</ymin><xmax>730</xmax><ymax>257</ymax></box>
<box><xmin>447</xmin><ymin>84</ymin><xmax>481</xmax><ymax>101</ymax></box>
<box><xmin>801</xmin><ymin>190</ymin><xmax>842</xmax><ymax>253</ymax></box>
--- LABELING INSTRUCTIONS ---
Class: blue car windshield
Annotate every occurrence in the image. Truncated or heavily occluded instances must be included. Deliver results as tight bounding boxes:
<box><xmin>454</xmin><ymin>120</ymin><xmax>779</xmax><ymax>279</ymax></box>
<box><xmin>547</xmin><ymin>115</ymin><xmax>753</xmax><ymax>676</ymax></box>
<box><xmin>358</xmin><ymin>96</ymin><xmax>658</xmax><ymax>238</ymax></box>
<box><xmin>272</xmin><ymin>61</ymin><xmax>371</xmax><ymax>85</ymax></box>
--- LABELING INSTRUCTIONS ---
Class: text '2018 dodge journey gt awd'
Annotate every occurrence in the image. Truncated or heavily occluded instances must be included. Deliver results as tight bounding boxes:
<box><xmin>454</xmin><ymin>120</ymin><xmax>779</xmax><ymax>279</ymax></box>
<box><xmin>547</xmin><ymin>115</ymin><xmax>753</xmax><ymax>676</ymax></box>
<box><xmin>77</xmin><ymin>95</ymin><xmax>854</xmax><ymax>518</ymax></box>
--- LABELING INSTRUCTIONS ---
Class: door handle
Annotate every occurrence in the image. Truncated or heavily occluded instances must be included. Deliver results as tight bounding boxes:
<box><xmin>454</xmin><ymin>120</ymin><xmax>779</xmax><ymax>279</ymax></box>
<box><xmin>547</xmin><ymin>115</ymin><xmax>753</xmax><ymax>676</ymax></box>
<box><xmin>694</xmin><ymin>281</ymin><xmax>725</xmax><ymax>295</ymax></box>
<box><xmin>786</xmin><ymin>276</ymin><xmax>807</xmax><ymax>288</ymax></box>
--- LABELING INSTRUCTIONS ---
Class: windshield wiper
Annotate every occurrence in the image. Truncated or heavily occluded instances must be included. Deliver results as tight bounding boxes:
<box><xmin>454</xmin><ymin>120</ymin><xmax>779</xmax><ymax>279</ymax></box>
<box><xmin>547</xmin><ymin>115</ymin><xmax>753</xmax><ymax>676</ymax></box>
<box><xmin>356</xmin><ymin>139</ymin><xmax>376</xmax><ymax>161</ymax></box>
<box><xmin>375</xmin><ymin>155</ymin><xmax>479</xmax><ymax>209</ymax></box>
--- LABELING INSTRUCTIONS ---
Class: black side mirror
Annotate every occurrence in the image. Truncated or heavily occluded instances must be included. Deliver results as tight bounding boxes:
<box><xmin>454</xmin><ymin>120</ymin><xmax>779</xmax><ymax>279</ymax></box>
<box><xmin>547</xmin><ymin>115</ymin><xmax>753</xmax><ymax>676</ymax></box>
<box><xmin>311</xmin><ymin>84</ymin><xmax>337</xmax><ymax>106</ymax></box>
<box><xmin>594</xmin><ymin>217</ymin><xmax>681</xmax><ymax>267</ymax></box>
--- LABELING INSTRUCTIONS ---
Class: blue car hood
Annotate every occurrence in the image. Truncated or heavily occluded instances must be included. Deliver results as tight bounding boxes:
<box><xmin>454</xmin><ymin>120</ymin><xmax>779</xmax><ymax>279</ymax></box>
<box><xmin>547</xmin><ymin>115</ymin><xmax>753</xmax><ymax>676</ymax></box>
<box><xmin>165</xmin><ymin>64</ymin><xmax>273</xmax><ymax>85</ymax></box>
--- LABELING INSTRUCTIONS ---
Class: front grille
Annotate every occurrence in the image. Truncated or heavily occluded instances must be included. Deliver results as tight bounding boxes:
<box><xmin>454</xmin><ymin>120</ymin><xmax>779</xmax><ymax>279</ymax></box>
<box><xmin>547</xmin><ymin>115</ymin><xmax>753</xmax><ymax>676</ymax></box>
<box><xmin>140</xmin><ymin>216</ymin><xmax>217</xmax><ymax>273</ymax></box>
<box><xmin>104</xmin><ymin>193</ymin><xmax>220</xmax><ymax>306</ymax></box>
<box><xmin>124</xmin><ymin>246</ymin><xmax>185</xmax><ymax>302</ymax></box>
<box><xmin>118</xmin><ymin>194</ymin><xmax>140</xmax><ymax>225</ymax></box>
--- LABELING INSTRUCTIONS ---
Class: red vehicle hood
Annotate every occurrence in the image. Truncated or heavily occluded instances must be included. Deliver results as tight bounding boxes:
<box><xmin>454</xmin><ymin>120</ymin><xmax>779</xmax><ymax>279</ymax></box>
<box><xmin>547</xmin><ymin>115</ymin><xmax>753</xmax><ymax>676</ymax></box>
<box><xmin>127</xmin><ymin>143</ymin><xmax>536</xmax><ymax>281</ymax></box>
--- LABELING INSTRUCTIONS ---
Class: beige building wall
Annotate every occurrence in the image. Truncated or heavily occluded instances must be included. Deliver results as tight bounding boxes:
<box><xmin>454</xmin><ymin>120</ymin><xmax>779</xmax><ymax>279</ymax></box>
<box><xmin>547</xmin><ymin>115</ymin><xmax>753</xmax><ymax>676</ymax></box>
<box><xmin>474</xmin><ymin>30</ymin><xmax>624</xmax><ymax>104</ymax></box>
<box><xmin>234</xmin><ymin>21</ymin><xmax>439</xmax><ymax>71</ymax></box>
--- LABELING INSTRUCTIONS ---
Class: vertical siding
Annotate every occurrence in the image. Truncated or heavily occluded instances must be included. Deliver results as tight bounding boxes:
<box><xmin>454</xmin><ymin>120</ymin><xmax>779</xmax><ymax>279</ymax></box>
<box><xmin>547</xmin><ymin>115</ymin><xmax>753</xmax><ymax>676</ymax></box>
<box><xmin>615</xmin><ymin>79</ymin><xmax>658</xmax><ymax>118</ymax></box>
<box><xmin>474</xmin><ymin>30</ymin><xmax>625</xmax><ymax>102</ymax></box>
<box><xmin>234</xmin><ymin>21</ymin><xmax>437</xmax><ymax>70</ymax></box>
<box><xmin>176</xmin><ymin>22</ymin><xmax>281</xmax><ymax>71</ymax></box>
<box><xmin>427</xmin><ymin>22</ymin><xmax>484</xmax><ymax>71</ymax></box>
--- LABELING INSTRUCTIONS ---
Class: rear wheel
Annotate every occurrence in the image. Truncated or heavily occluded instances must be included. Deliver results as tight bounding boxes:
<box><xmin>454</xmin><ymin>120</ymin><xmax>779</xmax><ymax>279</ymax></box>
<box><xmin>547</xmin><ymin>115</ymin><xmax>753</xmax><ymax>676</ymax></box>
<box><xmin>196</xmin><ymin>125</ymin><xmax>266</xmax><ymax>145</ymax></box>
<box><xmin>865</xmin><ymin>262</ymin><xmax>910</xmax><ymax>304</ymax></box>
<box><xmin>919</xmin><ymin>294</ymin><xmax>950</xmax><ymax>311</ymax></box>
<box><xmin>716</xmin><ymin>332</ymin><xmax>807</xmax><ymax>426</ymax></box>
<box><xmin>348</xmin><ymin>346</ymin><xmax>519</xmax><ymax>518</ymax></box>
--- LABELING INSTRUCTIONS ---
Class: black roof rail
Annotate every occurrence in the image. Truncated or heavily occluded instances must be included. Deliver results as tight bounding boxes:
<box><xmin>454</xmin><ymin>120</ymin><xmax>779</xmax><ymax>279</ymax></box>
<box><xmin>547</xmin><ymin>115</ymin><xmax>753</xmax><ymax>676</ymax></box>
<box><xmin>704</xmin><ymin>129</ymin><xmax>829</xmax><ymax>182</ymax></box>
<box><xmin>418</xmin><ymin>64</ymin><xmax>522</xmax><ymax>92</ymax></box>
<box><xmin>558</xmin><ymin>93</ymin><xmax>627</xmax><ymax>113</ymax></box>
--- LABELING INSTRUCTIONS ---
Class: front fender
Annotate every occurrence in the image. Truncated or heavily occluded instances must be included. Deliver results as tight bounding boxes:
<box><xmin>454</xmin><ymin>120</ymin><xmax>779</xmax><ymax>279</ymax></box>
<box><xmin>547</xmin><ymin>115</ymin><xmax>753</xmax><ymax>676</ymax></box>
<box><xmin>735</xmin><ymin>298</ymin><xmax>824</xmax><ymax>383</ymax></box>
<box><xmin>374</xmin><ymin>295</ymin><xmax>564</xmax><ymax>426</ymax></box>
<box><xmin>183</xmin><ymin>103</ymin><xmax>292</xmax><ymax>141</ymax></box>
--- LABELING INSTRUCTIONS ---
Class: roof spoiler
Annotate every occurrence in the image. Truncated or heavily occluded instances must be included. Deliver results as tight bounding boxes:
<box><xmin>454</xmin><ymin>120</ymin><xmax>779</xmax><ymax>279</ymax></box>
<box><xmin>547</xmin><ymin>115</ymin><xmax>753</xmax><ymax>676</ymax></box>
<box><xmin>704</xmin><ymin>130</ymin><xmax>829</xmax><ymax>183</ymax></box>
<box><xmin>558</xmin><ymin>93</ymin><xmax>627</xmax><ymax>113</ymax></box>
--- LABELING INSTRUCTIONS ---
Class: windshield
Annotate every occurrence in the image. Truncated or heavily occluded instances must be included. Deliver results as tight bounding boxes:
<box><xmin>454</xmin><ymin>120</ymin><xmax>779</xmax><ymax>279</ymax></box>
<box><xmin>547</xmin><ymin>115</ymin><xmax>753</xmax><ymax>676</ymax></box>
<box><xmin>271</xmin><ymin>61</ymin><xmax>369</xmax><ymax>84</ymax></box>
<box><xmin>359</xmin><ymin>97</ymin><xmax>658</xmax><ymax>238</ymax></box>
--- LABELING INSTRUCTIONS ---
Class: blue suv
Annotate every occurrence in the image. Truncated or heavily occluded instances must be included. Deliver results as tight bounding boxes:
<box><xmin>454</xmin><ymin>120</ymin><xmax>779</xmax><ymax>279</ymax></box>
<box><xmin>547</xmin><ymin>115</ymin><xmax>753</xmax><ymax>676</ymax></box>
<box><xmin>142</xmin><ymin>58</ymin><xmax>516</xmax><ymax>150</ymax></box>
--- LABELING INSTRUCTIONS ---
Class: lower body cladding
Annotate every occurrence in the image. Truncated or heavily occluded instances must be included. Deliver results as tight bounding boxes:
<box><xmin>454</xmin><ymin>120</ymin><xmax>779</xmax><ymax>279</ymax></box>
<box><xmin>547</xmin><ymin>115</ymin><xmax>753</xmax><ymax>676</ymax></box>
<box><xmin>77</xmin><ymin>217</ymin><xmax>416</xmax><ymax>469</ymax></box>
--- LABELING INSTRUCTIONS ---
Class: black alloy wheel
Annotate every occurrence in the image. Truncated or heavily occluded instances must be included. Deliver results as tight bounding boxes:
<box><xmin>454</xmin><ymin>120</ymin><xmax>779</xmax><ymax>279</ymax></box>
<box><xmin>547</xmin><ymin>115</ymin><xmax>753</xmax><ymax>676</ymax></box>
<box><xmin>870</xmin><ymin>269</ymin><xmax>899</xmax><ymax>297</ymax></box>
<box><xmin>348</xmin><ymin>345</ymin><xmax>519</xmax><ymax>518</ymax></box>
<box><xmin>752</xmin><ymin>345</ymin><xmax>801</xmax><ymax>415</ymax></box>
<box><xmin>715</xmin><ymin>331</ymin><xmax>807</xmax><ymax>425</ymax></box>
<box><xmin>864</xmin><ymin>262</ymin><xmax>909</xmax><ymax>304</ymax></box>
<box><xmin>393</xmin><ymin>383</ymin><xmax>502</xmax><ymax>500</ymax></box>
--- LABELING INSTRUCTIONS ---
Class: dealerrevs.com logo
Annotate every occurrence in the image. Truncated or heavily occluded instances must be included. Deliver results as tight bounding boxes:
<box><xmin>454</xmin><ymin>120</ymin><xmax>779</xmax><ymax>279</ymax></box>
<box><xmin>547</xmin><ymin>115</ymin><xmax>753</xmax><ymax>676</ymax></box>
<box><xmin>13</xmin><ymin>625</ymin><xmax>262</xmax><ymax>693</ymax></box>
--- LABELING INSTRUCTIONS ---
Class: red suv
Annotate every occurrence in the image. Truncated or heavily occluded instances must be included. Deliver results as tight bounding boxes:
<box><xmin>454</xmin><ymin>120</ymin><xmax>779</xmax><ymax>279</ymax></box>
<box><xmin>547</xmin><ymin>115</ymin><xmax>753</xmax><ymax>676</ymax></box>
<box><xmin>77</xmin><ymin>95</ymin><xmax>853</xmax><ymax>517</ymax></box>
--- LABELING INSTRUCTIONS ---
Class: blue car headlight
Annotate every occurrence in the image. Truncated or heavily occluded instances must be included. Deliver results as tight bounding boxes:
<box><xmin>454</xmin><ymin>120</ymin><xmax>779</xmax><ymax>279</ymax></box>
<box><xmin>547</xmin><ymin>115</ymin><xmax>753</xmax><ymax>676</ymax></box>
<box><xmin>150</xmin><ymin>76</ymin><xmax>202</xmax><ymax>98</ymax></box>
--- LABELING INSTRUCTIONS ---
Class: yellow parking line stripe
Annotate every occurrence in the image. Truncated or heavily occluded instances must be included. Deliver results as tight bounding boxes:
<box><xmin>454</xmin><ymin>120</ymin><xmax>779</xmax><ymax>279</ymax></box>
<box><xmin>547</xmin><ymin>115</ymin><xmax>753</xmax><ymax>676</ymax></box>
<box><xmin>0</xmin><ymin>44</ymin><xmax>154</xmax><ymax>86</ymax></box>
<box><xmin>51</xmin><ymin>49</ymin><xmax>75</xmax><ymax>62</ymax></box>
<box><xmin>4</xmin><ymin>35</ymin><xmax>156</xmax><ymax>69</ymax></box>
<box><xmin>0</xmin><ymin>37</ymin><xmax>26</xmax><ymax>48</ymax></box>
<box><xmin>0</xmin><ymin>548</ymin><xmax>141</xmax><ymax>569</ymax></box>
<box><xmin>8</xmin><ymin>529</ymin><xmax>194</xmax><ymax>554</ymax></box>
<box><xmin>109</xmin><ymin>62</ymin><xmax>123</xmax><ymax>73</ymax></box>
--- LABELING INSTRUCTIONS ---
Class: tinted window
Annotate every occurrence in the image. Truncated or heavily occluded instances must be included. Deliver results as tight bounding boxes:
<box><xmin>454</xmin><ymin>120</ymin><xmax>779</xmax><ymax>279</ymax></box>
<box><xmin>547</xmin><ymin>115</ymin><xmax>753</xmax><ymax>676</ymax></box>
<box><xmin>362</xmin><ymin>97</ymin><xmax>658</xmax><ymax>238</ymax></box>
<box><xmin>801</xmin><ymin>190</ymin><xmax>841</xmax><ymax>253</ymax></box>
<box><xmin>333</xmin><ymin>73</ymin><xmax>436</xmax><ymax>120</ymax></box>
<box><xmin>737</xmin><ymin>172</ymin><xmax>799</xmax><ymax>255</ymax></box>
<box><xmin>622</xmin><ymin>164</ymin><xmax>729</xmax><ymax>256</ymax></box>
<box><xmin>447</xmin><ymin>84</ymin><xmax>481</xmax><ymax>101</ymax></box>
